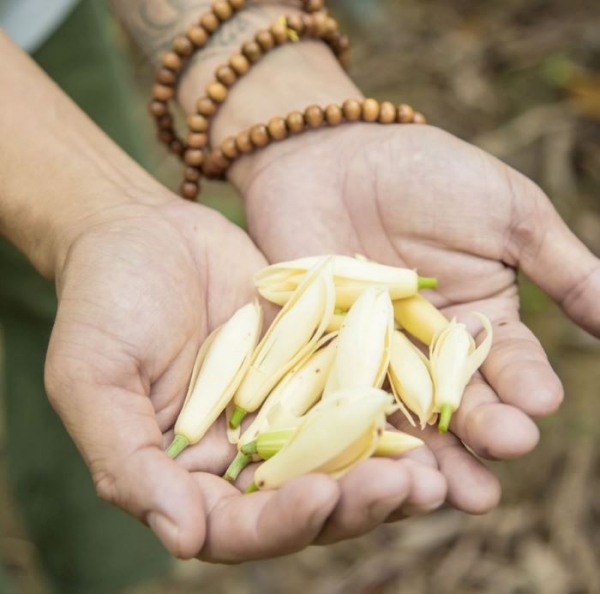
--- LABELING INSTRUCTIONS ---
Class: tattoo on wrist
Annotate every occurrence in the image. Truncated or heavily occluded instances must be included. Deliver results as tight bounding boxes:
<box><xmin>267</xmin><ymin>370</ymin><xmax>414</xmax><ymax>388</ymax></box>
<box><xmin>109</xmin><ymin>0</ymin><xmax>294</xmax><ymax>64</ymax></box>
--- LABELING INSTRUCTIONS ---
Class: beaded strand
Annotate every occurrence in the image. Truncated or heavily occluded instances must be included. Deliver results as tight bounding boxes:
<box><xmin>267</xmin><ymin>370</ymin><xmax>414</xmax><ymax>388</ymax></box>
<box><xmin>178</xmin><ymin>99</ymin><xmax>425</xmax><ymax>198</ymax></box>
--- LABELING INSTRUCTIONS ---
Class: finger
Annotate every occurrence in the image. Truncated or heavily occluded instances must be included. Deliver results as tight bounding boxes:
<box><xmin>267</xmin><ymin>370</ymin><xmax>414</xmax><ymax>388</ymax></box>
<box><xmin>197</xmin><ymin>473</ymin><xmax>340</xmax><ymax>562</ymax></box>
<box><xmin>449</xmin><ymin>376</ymin><xmax>540</xmax><ymax>460</ymax></box>
<box><xmin>481</xmin><ymin>318</ymin><xmax>564</xmax><ymax>417</ymax></box>
<box><xmin>46</xmin><ymin>361</ymin><xmax>205</xmax><ymax>558</ymax></box>
<box><xmin>504</xmin><ymin>173</ymin><xmax>600</xmax><ymax>335</ymax></box>
<box><xmin>415</xmin><ymin>426</ymin><xmax>501</xmax><ymax>514</ymax></box>
<box><xmin>315</xmin><ymin>458</ymin><xmax>411</xmax><ymax>545</ymax></box>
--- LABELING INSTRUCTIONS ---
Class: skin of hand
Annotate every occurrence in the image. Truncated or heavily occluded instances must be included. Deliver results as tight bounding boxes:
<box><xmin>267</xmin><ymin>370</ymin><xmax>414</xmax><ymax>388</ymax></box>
<box><xmin>227</xmin><ymin>122</ymin><xmax>600</xmax><ymax>541</ymax></box>
<box><xmin>43</xmin><ymin>186</ymin><xmax>447</xmax><ymax>561</ymax></box>
<box><xmin>0</xmin><ymin>27</ymin><xmax>445</xmax><ymax>564</ymax></box>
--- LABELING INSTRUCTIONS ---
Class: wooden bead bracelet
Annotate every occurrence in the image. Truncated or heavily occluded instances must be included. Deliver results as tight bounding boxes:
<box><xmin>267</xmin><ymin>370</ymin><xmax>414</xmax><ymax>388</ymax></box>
<box><xmin>181</xmin><ymin>11</ymin><xmax>349</xmax><ymax>177</ymax></box>
<box><xmin>179</xmin><ymin>99</ymin><xmax>427</xmax><ymax>200</ymax></box>
<box><xmin>149</xmin><ymin>0</ymin><xmax>345</xmax><ymax>158</ymax></box>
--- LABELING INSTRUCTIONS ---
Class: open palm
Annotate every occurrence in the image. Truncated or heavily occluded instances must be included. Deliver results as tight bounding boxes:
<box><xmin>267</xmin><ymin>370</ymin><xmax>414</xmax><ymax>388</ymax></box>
<box><xmin>238</xmin><ymin>123</ymin><xmax>600</xmax><ymax>514</ymax></box>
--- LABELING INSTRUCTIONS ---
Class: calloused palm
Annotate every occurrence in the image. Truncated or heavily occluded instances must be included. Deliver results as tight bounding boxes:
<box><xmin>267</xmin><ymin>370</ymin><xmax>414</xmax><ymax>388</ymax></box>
<box><xmin>236</xmin><ymin>123</ymin><xmax>600</xmax><ymax>534</ymax></box>
<box><xmin>44</xmin><ymin>194</ymin><xmax>446</xmax><ymax>561</ymax></box>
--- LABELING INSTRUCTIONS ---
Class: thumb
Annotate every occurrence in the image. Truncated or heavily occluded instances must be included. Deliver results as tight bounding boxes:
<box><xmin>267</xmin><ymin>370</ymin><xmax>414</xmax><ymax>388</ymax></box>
<box><xmin>45</xmin><ymin>361</ymin><xmax>205</xmax><ymax>559</ymax></box>
<box><xmin>504</xmin><ymin>173</ymin><xmax>600</xmax><ymax>336</ymax></box>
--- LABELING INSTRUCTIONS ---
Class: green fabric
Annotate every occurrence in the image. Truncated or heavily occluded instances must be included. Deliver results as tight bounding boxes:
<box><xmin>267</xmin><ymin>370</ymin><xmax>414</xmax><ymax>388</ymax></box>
<box><xmin>0</xmin><ymin>1</ymin><xmax>171</xmax><ymax>593</ymax></box>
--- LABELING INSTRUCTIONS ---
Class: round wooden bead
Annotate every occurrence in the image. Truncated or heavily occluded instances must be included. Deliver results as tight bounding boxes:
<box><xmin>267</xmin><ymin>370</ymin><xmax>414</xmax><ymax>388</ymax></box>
<box><xmin>212</xmin><ymin>0</ymin><xmax>232</xmax><ymax>21</ymax></box>
<box><xmin>186</xmin><ymin>132</ymin><xmax>208</xmax><ymax>149</ymax></box>
<box><xmin>152</xmin><ymin>84</ymin><xmax>174</xmax><ymax>101</ymax></box>
<box><xmin>207</xmin><ymin>82</ymin><xmax>228</xmax><ymax>103</ymax></box>
<box><xmin>302</xmin><ymin>14</ymin><xmax>318</xmax><ymax>37</ymax></box>
<box><xmin>149</xmin><ymin>100</ymin><xmax>167</xmax><ymax>117</ymax></box>
<box><xmin>229</xmin><ymin>54</ymin><xmax>250</xmax><ymax>75</ymax></box>
<box><xmin>173</xmin><ymin>35</ymin><xmax>193</xmax><ymax>56</ymax></box>
<box><xmin>236</xmin><ymin>130</ymin><xmax>253</xmax><ymax>153</ymax></box>
<box><xmin>162</xmin><ymin>51</ymin><xmax>182</xmax><ymax>71</ymax></box>
<box><xmin>312</xmin><ymin>12</ymin><xmax>329</xmax><ymax>36</ymax></box>
<box><xmin>396</xmin><ymin>103</ymin><xmax>414</xmax><ymax>123</ymax></box>
<box><xmin>184</xmin><ymin>149</ymin><xmax>204</xmax><ymax>166</ymax></box>
<box><xmin>184</xmin><ymin>166</ymin><xmax>201</xmax><ymax>182</ymax></box>
<box><xmin>255</xmin><ymin>29</ymin><xmax>275</xmax><ymax>52</ymax></box>
<box><xmin>228</xmin><ymin>0</ymin><xmax>246</xmax><ymax>10</ymax></box>
<box><xmin>158</xmin><ymin>129</ymin><xmax>174</xmax><ymax>144</ymax></box>
<box><xmin>342</xmin><ymin>99</ymin><xmax>362</xmax><ymax>121</ymax></box>
<box><xmin>378</xmin><ymin>101</ymin><xmax>396</xmax><ymax>124</ymax></box>
<box><xmin>210</xmin><ymin>148</ymin><xmax>231</xmax><ymax>171</ymax></box>
<box><xmin>250</xmin><ymin>124</ymin><xmax>269</xmax><ymax>147</ymax></box>
<box><xmin>286</xmin><ymin>14</ymin><xmax>305</xmax><ymax>35</ymax></box>
<box><xmin>156</xmin><ymin>68</ymin><xmax>176</xmax><ymax>86</ymax></box>
<box><xmin>187</xmin><ymin>25</ymin><xmax>208</xmax><ymax>47</ymax></box>
<box><xmin>286</xmin><ymin>111</ymin><xmax>305</xmax><ymax>134</ymax></box>
<box><xmin>187</xmin><ymin>114</ymin><xmax>209</xmax><ymax>132</ymax></box>
<box><xmin>267</xmin><ymin>116</ymin><xmax>288</xmax><ymax>141</ymax></box>
<box><xmin>200</xmin><ymin>12</ymin><xmax>219</xmax><ymax>33</ymax></box>
<box><xmin>305</xmin><ymin>0</ymin><xmax>324</xmax><ymax>12</ymax></box>
<box><xmin>221</xmin><ymin>137</ymin><xmax>239</xmax><ymax>159</ymax></box>
<box><xmin>336</xmin><ymin>34</ymin><xmax>350</xmax><ymax>53</ymax></box>
<box><xmin>323</xmin><ymin>16</ymin><xmax>339</xmax><ymax>38</ymax></box>
<box><xmin>270</xmin><ymin>21</ymin><xmax>288</xmax><ymax>45</ymax></box>
<box><xmin>196</xmin><ymin>97</ymin><xmax>217</xmax><ymax>116</ymax></box>
<box><xmin>362</xmin><ymin>98</ymin><xmax>380</xmax><ymax>122</ymax></box>
<box><xmin>170</xmin><ymin>139</ymin><xmax>185</xmax><ymax>156</ymax></box>
<box><xmin>157</xmin><ymin>113</ymin><xmax>174</xmax><ymax>129</ymax></box>
<box><xmin>242</xmin><ymin>40</ymin><xmax>262</xmax><ymax>63</ymax></box>
<box><xmin>216</xmin><ymin>65</ymin><xmax>237</xmax><ymax>87</ymax></box>
<box><xmin>413</xmin><ymin>112</ymin><xmax>427</xmax><ymax>124</ymax></box>
<box><xmin>180</xmin><ymin>181</ymin><xmax>199</xmax><ymax>200</ymax></box>
<box><xmin>305</xmin><ymin>105</ymin><xmax>324</xmax><ymax>128</ymax></box>
<box><xmin>325</xmin><ymin>104</ymin><xmax>343</xmax><ymax>126</ymax></box>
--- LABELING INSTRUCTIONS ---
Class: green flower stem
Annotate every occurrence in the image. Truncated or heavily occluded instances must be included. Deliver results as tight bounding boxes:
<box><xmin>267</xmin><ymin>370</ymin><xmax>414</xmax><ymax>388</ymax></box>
<box><xmin>438</xmin><ymin>404</ymin><xmax>454</xmax><ymax>433</ymax></box>
<box><xmin>418</xmin><ymin>276</ymin><xmax>438</xmax><ymax>289</ymax></box>
<box><xmin>245</xmin><ymin>483</ymin><xmax>258</xmax><ymax>494</ymax></box>
<box><xmin>223</xmin><ymin>452</ymin><xmax>251</xmax><ymax>482</ymax></box>
<box><xmin>229</xmin><ymin>405</ymin><xmax>247</xmax><ymax>429</ymax></box>
<box><xmin>166</xmin><ymin>434</ymin><xmax>189</xmax><ymax>459</ymax></box>
<box><xmin>241</xmin><ymin>440</ymin><xmax>258</xmax><ymax>456</ymax></box>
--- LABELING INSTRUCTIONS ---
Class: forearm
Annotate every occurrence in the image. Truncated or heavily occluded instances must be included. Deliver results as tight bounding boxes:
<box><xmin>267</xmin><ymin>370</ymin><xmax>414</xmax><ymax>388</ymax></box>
<box><xmin>0</xmin><ymin>31</ymin><xmax>169</xmax><ymax>279</ymax></box>
<box><xmin>109</xmin><ymin>1</ymin><xmax>361</xmax><ymax>176</ymax></box>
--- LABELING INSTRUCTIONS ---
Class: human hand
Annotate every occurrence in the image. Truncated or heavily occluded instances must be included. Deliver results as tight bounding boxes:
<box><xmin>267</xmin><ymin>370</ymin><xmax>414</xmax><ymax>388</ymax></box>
<box><xmin>44</xmin><ymin>188</ymin><xmax>446</xmax><ymax>560</ymax></box>
<box><xmin>234</xmin><ymin>123</ymin><xmax>600</xmax><ymax>527</ymax></box>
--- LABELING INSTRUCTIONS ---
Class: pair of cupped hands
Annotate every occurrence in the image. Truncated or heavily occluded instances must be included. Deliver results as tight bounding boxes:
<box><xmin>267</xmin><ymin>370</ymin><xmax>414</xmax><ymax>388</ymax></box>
<box><xmin>45</xmin><ymin>123</ymin><xmax>600</xmax><ymax>563</ymax></box>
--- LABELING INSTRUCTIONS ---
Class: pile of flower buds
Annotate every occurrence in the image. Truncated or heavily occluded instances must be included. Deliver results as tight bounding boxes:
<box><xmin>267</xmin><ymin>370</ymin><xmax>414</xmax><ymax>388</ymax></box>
<box><xmin>166</xmin><ymin>255</ymin><xmax>492</xmax><ymax>492</ymax></box>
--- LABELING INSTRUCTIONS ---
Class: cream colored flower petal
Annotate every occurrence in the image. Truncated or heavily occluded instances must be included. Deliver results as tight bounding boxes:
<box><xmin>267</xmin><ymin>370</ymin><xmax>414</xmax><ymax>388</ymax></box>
<box><xmin>173</xmin><ymin>301</ymin><xmax>262</xmax><ymax>448</ymax></box>
<box><xmin>393</xmin><ymin>295</ymin><xmax>449</xmax><ymax>346</ymax></box>
<box><xmin>323</xmin><ymin>287</ymin><xmax>393</xmax><ymax>397</ymax></box>
<box><xmin>238</xmin><ymin>335</ymin><xmax>337</xmax><ymax>447</ymax></box>
<box><xmin>253</xmin><ymin>388</ymin><xmax>391</xmax><ymax>490</ymax></box>
<box><xmin>233</xmin><ymin>258</ymin><xmax>335</xmax><ymax>420</ymax></box>
<box><xmin>388</xmin><ymin>330</ymin><xmax>434</xmax><ymax>429</ymax></box>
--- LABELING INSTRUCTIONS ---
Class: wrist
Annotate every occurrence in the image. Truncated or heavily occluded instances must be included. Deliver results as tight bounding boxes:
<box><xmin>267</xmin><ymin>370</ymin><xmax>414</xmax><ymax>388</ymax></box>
<box><xmin>175</xmin><ymin>5</ymin><xmax>361</xmax><ymax>187</ymax></box>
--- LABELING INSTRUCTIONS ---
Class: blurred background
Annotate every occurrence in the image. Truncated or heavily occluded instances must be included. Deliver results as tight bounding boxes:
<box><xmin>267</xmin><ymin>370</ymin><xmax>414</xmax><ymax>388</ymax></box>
<box><xmin>1</xmin><ymin>0</ymin><xmax>600</xmax><ymax>592</ymax></box>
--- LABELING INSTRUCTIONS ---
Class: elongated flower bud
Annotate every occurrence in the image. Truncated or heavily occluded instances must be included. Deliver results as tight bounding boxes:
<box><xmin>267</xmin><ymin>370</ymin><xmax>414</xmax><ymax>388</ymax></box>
<box><xmin>244</xmin><ymin>427</ymin><xmax>423</xmax><ymax>460</ymax></box>
<box><xmin>388</xmin><ymin>330</ymin><xmax>434</xmax><ymax>429</ymax></box>
<box><xmin>323</xmin><ymin>287</ymin><xmax>393</xmax><ymax>397</ymax></box>
<box><xmin>238</xmin><ymin>337</ymin><xmax>338</xmax><ymax>448</ymax></box>
<box><xmin>393</xmin><ymin>295</ymin><xmax>449</xmax><ymax>346</ymax></box>
<box><xmin>430</xmin><ymin>313</ymin><xmax>493</xmax><ymax>432</ymax></box>
<box><xmin>255</xmin><ymin>254</ymin><xmax>436</xmax><ymax>310</ymax></box>
<box><xmin>250</xmin><ymin>388</ymin><xmax>393</xmax><ymax>490</ymax></box>
<box><xmin>231</xmin><ymin>258</ymin><xmax>335</xmax><ymax>428</ymax></box>
<box><xmin>166</xmin><ymin>301</ymin><xmax>262</xmax><ymax>458</ymax></box>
